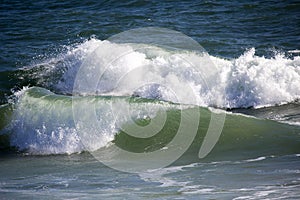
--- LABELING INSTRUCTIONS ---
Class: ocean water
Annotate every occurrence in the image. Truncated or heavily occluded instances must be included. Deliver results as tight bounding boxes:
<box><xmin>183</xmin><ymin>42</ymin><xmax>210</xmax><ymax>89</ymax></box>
<box><xmin>1</xmin><ymin>0</ymin><xmax>300</xmax><ymax>199</ymax></box>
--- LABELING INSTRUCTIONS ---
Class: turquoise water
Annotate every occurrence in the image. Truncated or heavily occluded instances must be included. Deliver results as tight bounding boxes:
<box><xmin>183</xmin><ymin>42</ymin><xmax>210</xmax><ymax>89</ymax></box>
<box><xmin>1</xmin><ymin>0</ymin><xmax>300</xmax><ymax>199</ymax></box>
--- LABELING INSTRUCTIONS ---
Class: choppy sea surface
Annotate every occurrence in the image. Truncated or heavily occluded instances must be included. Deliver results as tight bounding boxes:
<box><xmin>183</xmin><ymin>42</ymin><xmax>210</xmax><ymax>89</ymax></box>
<box><xmin>0</xmin><ymin>1</ymin><xmax>300</xmax><ymax>199</ymax></box>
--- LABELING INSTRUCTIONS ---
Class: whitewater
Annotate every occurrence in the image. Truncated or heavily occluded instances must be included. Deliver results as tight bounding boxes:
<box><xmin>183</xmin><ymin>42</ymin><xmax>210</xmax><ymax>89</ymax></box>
<box><xmin>20</xmin><ymin>38</ymin><xmax>300</xmax><ymax>109</ymax></box>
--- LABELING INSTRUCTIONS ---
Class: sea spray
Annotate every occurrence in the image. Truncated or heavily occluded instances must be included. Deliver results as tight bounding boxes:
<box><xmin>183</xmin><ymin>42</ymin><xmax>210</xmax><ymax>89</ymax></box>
<box><xmin>18</xmin><ymin>39</ymin><xmax>300</xmax><ymax>108</ymax></box>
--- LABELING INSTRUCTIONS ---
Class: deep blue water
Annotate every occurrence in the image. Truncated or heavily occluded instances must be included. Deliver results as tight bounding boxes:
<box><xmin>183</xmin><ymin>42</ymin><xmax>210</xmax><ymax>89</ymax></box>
<box><xmin>1</xmin><ymin>0</ymin><xmax>299</xmax><ymax>70</ymax></box>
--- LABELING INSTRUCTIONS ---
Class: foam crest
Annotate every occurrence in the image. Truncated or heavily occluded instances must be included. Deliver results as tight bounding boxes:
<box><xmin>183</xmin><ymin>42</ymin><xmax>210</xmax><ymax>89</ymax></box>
<box><xmin>9</xmin><ymin>87</ymin><xmax>84</xmax><ymax>154</ymax></box>
<box><xmin>29</xmin><ymin>39</ymin><xmax>300</xmax><ymax>108</ymax></box>
<box><xmin>8</xmin><ymin>87</ymin><xmax>175</xmax><ymax>154</ymax></box>
<box><xmin>211</xmin><ymin>48</ymin><xmax>300</xmax><ymax>108</ymax></box>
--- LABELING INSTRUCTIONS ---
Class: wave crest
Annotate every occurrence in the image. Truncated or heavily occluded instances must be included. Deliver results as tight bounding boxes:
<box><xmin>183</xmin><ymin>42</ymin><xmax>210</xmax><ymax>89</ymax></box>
<box><xmin>21</xmin><ymin>39</ymin><xmax>300</xmax><ymax>108</ymax></box>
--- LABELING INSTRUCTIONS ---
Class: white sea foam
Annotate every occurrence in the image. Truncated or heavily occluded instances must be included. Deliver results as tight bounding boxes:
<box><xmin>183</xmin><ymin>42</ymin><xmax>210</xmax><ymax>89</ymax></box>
<box><xmin>139</xmin><ymin>163</ymin><xmax>197</xmax><ymax>187</ymax></box>
<box><xmin>33</xmin><ymin>39</ymin><xmax>300</xmax><ymax>108</ymax></box>
<box><xmin>8</xmin><ymin>87</ymin><xmax>178</xmax><ymax>154</ymax></box>
<box><xmin>244</xmin><ymin>156</ymin><xmax>266</xmax><ymax>162</ymax></box>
